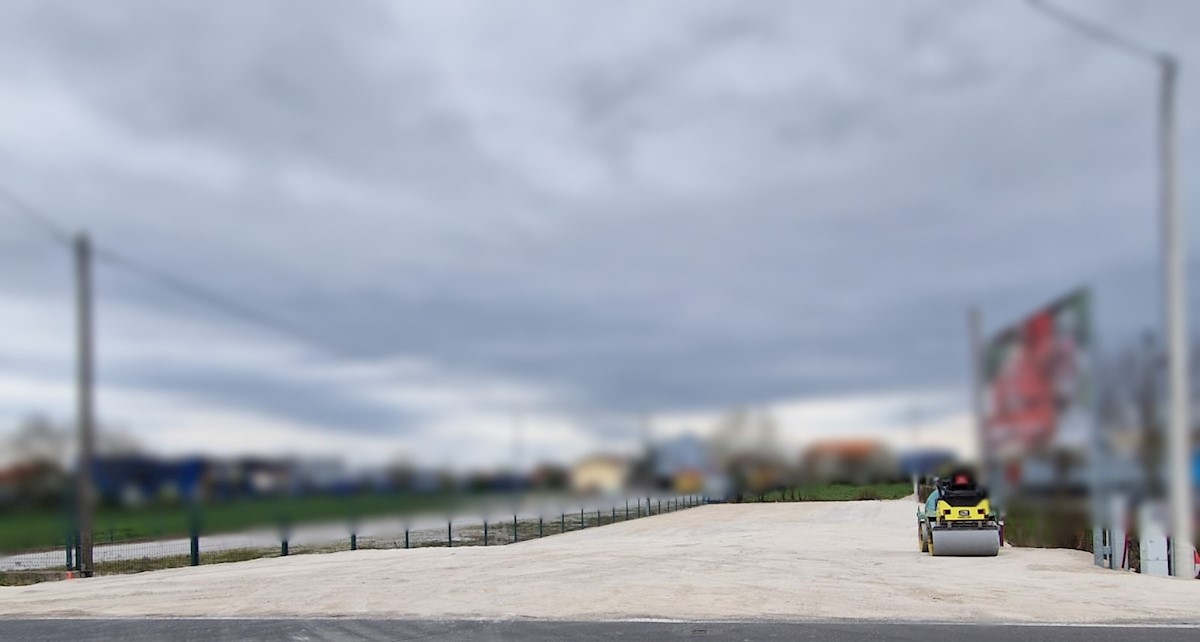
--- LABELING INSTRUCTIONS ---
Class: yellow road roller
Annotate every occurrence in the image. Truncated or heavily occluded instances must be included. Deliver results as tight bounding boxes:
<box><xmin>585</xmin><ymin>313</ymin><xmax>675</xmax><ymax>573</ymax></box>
<box><xmin>917</xmin><ymin>470</ymin><xmax>1000</xmax><ymax>557</ymax></box>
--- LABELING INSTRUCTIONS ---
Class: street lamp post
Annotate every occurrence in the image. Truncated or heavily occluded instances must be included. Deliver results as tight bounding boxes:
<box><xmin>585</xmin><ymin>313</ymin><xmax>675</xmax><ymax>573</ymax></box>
<box><xmin>1029</xmin><ymin>0</ymin><xmax>1192</xmax><ymax>578</ymax></box>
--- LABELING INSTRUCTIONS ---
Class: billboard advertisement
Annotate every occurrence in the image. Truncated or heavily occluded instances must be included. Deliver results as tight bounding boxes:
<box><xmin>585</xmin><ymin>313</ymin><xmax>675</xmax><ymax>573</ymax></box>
<box><xmin>982</xmin><ymin>289</ymin><xmax>1091</xmax><ymax>458</ymax></box>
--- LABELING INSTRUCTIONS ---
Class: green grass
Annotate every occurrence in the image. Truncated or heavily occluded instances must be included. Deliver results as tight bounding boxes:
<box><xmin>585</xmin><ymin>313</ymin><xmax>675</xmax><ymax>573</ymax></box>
<box><xmin>745</xmin><ymin>482</ymin><xmax>914</xmax><ymax>502</ymax></box>
<box><xmin>0</xmin><ymin>547</ymin><xmax>282</xmax><ymax>586</ymax></box>
<box><xmin>0</xmin><ymin>492</ymin><xmax>464</xmax><ymax>553</ymax></box>
<box><xmin>0</xmin><ymin>494</ymin><xmax>707</xmax><ymax>585</ymax></box>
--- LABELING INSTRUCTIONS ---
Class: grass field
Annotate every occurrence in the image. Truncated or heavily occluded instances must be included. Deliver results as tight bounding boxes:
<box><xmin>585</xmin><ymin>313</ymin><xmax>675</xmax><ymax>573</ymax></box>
<box><xmin>0</xmin><ymin>498</ymin><xmax>685</xmax><ymax>585</ymax></box>
<box><xmin>0</xmin><ymin>492</ymin><xmax>462</xmax><ymax>552</ymax></box>
<box><xmin>1</xmin><ymin>485</ymin><xmax>902</xmax><ymax>553</ymax></box>
<box><xmin>0</xmin><ymin>547</ymin><xmax>282</xmax><ymax>586</ymax></box>
<box><xmin>741</xmin><ymin>482</ymin><xmax>914</xmax><ymax>502</ymax></box>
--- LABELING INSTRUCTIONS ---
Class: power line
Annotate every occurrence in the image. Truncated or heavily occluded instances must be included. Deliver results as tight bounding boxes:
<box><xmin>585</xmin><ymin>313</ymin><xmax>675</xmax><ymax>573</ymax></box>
<box><xmin>1027</xmin><ymin>0</ymin><xmax>1170</xmax><ymax>65</ymax></box>
<box><xmin>92</xmin><ymin>244</ymin><xmax>362</xmax><ymax>359</ymax></box>
<box><xmin>0</xmin><ymin>181</ymin><xmax>361</xmax><ymax>358</ymax></box>
<box><xmin>0</xmin><ymin>185</ymin><xmax>73</xmax><ymax>246</ymax></box>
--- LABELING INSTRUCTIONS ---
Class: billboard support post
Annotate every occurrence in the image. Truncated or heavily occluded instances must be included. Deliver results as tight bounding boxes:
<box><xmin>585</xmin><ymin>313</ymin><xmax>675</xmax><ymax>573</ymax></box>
<box><xmin>967</xmin><ymin>308</ymin><xmax>988</xmax><ymax>474</ymax></box>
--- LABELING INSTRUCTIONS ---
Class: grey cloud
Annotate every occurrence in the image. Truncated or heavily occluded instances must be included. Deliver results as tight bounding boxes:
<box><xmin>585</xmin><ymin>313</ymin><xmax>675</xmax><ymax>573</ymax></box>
<box><xmin>1</xmin><ymin>0</ymin><xmax>1199</xmax><ymax>435</ymax></box>
<box><xmin>102</xmin><ymin>361</ymin><xmax>415</xmax><ymax>436</ymax></box>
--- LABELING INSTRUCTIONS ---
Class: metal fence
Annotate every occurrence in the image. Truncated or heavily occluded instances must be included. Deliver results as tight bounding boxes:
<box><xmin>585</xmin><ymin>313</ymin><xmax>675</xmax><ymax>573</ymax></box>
<box><xmin>0</xmin><ymin>494</ymin><xmax>708</xmax><ymax>585</ymax></box>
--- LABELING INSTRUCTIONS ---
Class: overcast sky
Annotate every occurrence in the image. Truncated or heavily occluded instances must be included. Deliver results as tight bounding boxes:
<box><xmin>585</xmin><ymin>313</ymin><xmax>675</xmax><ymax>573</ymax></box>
<box><xmin>0</xmin><ymin>0</ymin><xmax>1197</xmax><ymax>468</ymax></box>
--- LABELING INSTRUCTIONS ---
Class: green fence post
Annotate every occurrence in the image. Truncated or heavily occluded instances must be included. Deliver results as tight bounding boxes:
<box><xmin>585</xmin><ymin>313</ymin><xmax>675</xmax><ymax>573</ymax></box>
<box><xmin>561</xmin><ymin>512</ymin><xmax>565</xmax><ymax>533</ymax></box>
<box><xmin>484</xmin><ymin>521</ymin><xmax>489</xmax><ymax>546</ymax></box>
<box><xmin>405</xmin><ymin>529</ymin><xmax>410</xmax><ymax>549</ymax></box>
<box><xmin>447</xmin><ymin>521</ymin><xmax>452</xmax><ymax>548</ymax></box>
<box><xmin>277</xmin><ymin>511</ymin><xmax>290</xmax><ymax>557</ymax></box>
<box><xmin>68</xmin><ymin>528</ymin><xmax>78</xmax><ymax>571</ymax></box>
<box><xmin>580</xmin><ymin>507</ymin><xmax>584</xmax><ymax>528</ymax></box>
<box><xmin>513</xmin><ymin>515</ymin><xmax>518</xmax><ymax>543</ymax></box>
<box><xmin>63</xmin><ymin>489</ymin><xmax>75</xmax><ymax>571</ymax></box>
<box><xmin>348</xmin><ymin>499</ymin><xmax>358</xmax><ymax>551</ymax></box>
<box><xmin>188</xmin><ymin>504</ymin><xmax>200</xmax><ymax>567</ymax></box>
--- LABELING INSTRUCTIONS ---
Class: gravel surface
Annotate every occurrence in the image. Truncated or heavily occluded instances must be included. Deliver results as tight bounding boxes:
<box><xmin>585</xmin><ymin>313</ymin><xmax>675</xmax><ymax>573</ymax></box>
<box><xmin>2</xmin><ymin>498</ymin><xmax>1198</xmax><ymax>623</ymax></box>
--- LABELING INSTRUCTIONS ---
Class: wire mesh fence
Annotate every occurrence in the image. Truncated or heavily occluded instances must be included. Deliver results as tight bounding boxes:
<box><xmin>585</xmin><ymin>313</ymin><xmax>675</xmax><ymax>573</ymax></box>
<box><xmin>0</xmin><ymin>494</ymin><xmax>709</xmax><ymax>585</ymax></box>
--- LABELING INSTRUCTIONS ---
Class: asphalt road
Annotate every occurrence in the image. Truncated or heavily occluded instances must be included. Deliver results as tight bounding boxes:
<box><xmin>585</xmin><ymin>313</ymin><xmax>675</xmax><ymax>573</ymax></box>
<box><xmin>0</xmin><ymin>619</ymin><xmax>1196</xmax><ymax>641</ymax></box>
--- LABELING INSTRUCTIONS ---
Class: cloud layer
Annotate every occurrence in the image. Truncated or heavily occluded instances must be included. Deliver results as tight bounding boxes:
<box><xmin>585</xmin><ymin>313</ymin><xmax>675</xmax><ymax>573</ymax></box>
<box><xmin>1</xmin><ymin>0</ymin><xmax>1197</xmax><ymax>463</ymax></box>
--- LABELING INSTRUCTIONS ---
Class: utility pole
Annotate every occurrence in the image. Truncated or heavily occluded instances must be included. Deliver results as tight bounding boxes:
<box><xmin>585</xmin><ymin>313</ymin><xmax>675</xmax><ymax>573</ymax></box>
<box><xmin>74</xmin><ymin>233</ymin><xmax>95</xmax><ymax>577</ymax></box>
<box><xmin>1028</xmin><ymin>0</ymin><xmax>1192</xmax><ymax>578</ymax></box>
<box><xmin>967</xmin><ymin>309</ymin><xmax>989</xmax><ymax>472</ymax></box>
<box><xmin>641</xmin><ymin>412</ymin><xmax>654</xmax><ymax>486</ymax></box>
<box><xmin>511</xmin><ymin>412</ymin><xmax>522</xmax><ymax>475</ymax></box>
<box><xmin>1158</xmin><ymin>56</ymin><xmax>1192</xmax><ymax>580</ymax></box>
<box><xmin>511</xmin><ymin>412</ymin><xmax>522</xmax><ymax>524</ymax></box>
<box><xmin>909</xmin><ymin>405</ymin><xmax>921</xmax><ymax>499</ymax></box>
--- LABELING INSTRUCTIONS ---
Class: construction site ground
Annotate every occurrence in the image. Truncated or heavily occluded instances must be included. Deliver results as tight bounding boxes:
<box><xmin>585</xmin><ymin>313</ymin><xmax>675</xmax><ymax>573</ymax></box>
<box><xmin>2</xmin><ymin>497</ymin><xmax>1198</xmax><ymax>623</ymax></box>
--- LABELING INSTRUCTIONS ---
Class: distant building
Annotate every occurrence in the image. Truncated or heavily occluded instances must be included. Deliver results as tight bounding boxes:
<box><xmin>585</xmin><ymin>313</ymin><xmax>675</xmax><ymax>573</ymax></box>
<box><xmin>529</xmin><ymin>463</ymin><xmax>569</xmax><ymax>491</ymax></box>
<box><xmin>228</xmin><ymin>457</ymin><xmax>292</xmax><ymax>496</ymax></box>
<box><xmin>727</xmin><ymin>452</ymin><xmax>786</xmax><ymax>495</ymax></box>
<box><xmin>801</xmin><ymin>439</ymin><xmax>896</xmax><ymax>485</ymax></box>
<box><xmin>291</xmin><ymin>457</ymin><xmax>354</xmax><ymax>494</ymax></box>
<box><xmin>0</xmin><ymin>460</ymin><xmax>67</xmax><ymax>508</ymax></box>
<box><xmin>897</xmin><ymin>448</ymin><xmax>958</xmax><ymax>479</ymax></box>
<box><xmin>91</xmin><ymin>455</ymin><xmax>205</xmax><ymax>505</ymax></box>
<box><xmin>653</xmin><ymin>433</ymin><xmax>726</xmax><ymax>494</ymax></box>
<box><xmin>571</xmin><ymin>455</ymin><xmax>631</xmax><ymax>495</ymax></box>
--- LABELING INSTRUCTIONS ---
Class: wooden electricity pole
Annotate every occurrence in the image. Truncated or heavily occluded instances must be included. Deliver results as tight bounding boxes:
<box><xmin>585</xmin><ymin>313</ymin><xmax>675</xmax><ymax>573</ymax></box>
<box><xmin>74</xmin><ymin>233</ymin><xmax>95</xmax><ymax>577</ymax></box>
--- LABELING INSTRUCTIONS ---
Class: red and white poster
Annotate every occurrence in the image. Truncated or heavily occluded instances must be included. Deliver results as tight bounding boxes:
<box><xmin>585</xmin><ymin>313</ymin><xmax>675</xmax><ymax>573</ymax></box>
<box><xmin>983</xmin><ymin>289</ymin><xmax>1091</xmax><ymax>457</ymax></box>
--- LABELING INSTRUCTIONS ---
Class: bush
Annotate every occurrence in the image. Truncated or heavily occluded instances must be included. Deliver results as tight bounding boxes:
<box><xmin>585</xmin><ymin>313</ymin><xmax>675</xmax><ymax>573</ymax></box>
<box><xmin>1003</xmin><ymin>498</ymin><xmax>1092</xmax><ymax>552</ymax></box>
<box><xmin>853</xmin><ymin>487</ymin><xmax>882</xmax><ymax>501</ymax></box>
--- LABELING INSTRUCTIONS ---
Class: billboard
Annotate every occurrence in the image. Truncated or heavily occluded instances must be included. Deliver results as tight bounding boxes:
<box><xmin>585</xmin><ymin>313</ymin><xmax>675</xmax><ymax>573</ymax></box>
<box><xmin>982</xmin><ymin>289</ymin><xmax>1091</xmax><ymax>457</ymax></box>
